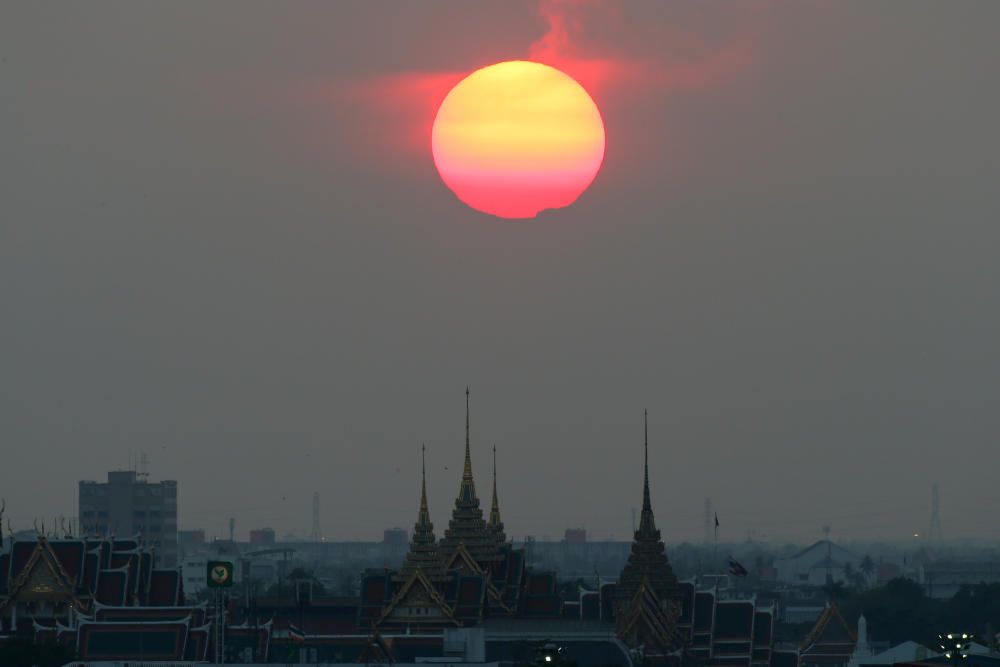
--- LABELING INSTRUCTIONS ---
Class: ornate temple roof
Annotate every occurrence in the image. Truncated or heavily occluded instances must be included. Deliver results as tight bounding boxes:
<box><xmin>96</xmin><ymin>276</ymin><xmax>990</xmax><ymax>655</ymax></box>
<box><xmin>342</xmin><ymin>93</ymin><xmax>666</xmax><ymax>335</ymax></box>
<box><xmin>800</xmin><ymin>601</ymin><xmax>856</xmax><ymax>657</ymax></box>
<box><xmin>614</xmin><ymin>411</ymin><xmax>679</xmax><ymax>606</ymax></box>
<box><xmin>398</xmin><ymin>445</ymin><xmax>441</xmax><ymax>580</ymax></box>
<box><xmin>489</xmin><ymin>445</ymin><xmax>507</xmax><ymax>548</ymax></box>
<box><xmin>438</xmin><ymin>388</ymin><xmax>501</xmax><ymax>569</ymax></box>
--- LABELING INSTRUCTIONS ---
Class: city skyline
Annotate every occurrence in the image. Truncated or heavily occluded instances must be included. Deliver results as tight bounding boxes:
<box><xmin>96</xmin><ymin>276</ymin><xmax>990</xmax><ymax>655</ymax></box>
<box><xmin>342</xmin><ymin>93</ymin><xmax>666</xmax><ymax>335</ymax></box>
<box><xmin>3</xmin><ymin>2</ymin><xmax>999</xmax><ymax>544</ymax></box>
<box><xmin>7</xmin><ymin>395</ymin><xmax>970</xmax><ymax>545</ymax></box>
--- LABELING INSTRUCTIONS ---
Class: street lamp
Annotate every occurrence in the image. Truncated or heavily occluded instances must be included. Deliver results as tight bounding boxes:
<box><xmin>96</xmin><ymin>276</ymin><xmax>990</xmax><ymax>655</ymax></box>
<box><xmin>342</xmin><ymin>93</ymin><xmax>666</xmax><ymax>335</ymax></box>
<box><xmin>533</xmin><ymin>641</ymin><xmax>566</xmax><ymax>667</ymax></box>
<box><xmin>938</xmin><ymin>633</ymin><xmax>974</xmax><ymax>665</ymax></box>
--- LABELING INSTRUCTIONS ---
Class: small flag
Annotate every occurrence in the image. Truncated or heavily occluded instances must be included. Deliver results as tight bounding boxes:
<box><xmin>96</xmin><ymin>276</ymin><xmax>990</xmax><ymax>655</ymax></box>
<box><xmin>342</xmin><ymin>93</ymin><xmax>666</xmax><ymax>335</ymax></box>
<box><xmin>715</xmin><ymin>513</ymin><xmax>719</xmax><ymax>528</ymax></box>
<box><xmin>728</xmin><ymin>556</ymin><xmax>748</xmax><ymax>577</ymax></box>
<box><xmin>288</xmin><ymin>623</ymin><xmax>306</xmax><ymax>642</ymax></box>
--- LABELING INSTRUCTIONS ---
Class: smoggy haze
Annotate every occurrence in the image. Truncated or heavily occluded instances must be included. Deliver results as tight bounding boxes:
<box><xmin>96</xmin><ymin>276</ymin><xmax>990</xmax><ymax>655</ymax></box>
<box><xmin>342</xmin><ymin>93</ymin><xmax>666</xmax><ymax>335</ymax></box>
<box><xmin>2</xmin><ymin>1</ymin><xmax>998</xmax><ymax>542</ymax></box>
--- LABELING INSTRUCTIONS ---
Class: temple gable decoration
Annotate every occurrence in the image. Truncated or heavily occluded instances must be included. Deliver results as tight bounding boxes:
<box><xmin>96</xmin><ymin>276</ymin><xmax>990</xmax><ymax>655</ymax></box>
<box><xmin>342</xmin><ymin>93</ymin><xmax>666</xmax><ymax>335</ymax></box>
<box><xmin>378</xmin><ymin>568</ymin><xmax>459</xmax><ymax>627</ymax></box>
<box><xmin>1</xmin><ymin>537</ymin><xmax>84</xmax><ymax>613</ymax></box>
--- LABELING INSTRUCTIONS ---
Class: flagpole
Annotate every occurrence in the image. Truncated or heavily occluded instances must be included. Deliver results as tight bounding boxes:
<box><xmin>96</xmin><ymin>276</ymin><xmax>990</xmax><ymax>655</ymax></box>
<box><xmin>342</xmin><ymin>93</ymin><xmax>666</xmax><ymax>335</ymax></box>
<box><xmin>714</xmin><ymin>513</ymin><xmax>719</xmax><ymax>572</ymax></box>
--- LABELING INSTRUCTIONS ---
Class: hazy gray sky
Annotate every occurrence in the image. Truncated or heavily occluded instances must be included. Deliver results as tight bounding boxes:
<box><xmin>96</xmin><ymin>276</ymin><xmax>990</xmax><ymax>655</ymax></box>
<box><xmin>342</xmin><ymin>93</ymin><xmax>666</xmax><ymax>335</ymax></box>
<box><xmin>2</xmin><ymin>1</ymin><xmax>998</xmax><ymax>543</ymax></box>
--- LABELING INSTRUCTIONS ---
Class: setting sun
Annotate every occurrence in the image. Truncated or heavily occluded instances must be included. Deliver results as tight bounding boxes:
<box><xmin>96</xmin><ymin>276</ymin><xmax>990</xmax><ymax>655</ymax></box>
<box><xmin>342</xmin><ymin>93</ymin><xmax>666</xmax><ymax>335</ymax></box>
<box><xmin>431</xmin><ymin>60</ymin><xmax>606</xmax><ymax>219</ymax></box>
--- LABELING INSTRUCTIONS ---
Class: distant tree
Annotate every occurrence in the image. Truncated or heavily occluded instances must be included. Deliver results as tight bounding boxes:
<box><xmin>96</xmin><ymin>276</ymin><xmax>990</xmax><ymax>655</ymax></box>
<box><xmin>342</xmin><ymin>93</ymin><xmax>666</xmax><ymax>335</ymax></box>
<box><xmin>841</xmin><ymin>577</ymin><xmax>944</xmax><ymax>645</ymax></box>
<box><xmin>944</xmin><ymin>583</ymin><xmax>1000</xmax><ymax>640</ymax></box>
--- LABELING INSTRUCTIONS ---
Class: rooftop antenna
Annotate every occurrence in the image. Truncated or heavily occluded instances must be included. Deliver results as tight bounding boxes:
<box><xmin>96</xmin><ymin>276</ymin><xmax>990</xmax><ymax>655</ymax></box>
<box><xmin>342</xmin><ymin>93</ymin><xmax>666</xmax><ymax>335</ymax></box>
<box><xmin>139</xmin><ymin>452</ymin><xmax>149</xmax><ymax>480</ymax></box>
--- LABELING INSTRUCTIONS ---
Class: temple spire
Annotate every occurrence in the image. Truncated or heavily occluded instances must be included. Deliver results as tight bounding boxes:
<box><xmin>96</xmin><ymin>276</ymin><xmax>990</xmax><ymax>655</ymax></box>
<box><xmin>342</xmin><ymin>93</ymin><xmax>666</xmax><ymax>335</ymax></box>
<box><xmin>419</xmin><ymin>444</ymin><xmax>430</xmax><ymax>524</ymax></box>
<box><xmin>459</xmin><ymin>386</ymin><xmax>476</xmax><ymax>502</ymax></box>
<box><xmin>399</xmin><ymin>444</ymin><xmax>439</xmax><ymax>579</ymax></box>
<box><xmin>489</xmin><ymin>445</ymin><xmax>505</xmax><ymax>545</ymax></box>
<box><xmin>439</xmin><ymin>387</ymin><xmax>497</xmax><ymax>567</ymax></box>
<box><xmin>639</xmin><ymin>410</ymin><xmax>656</xmax><ymax>534</ymax></box>
<box><xmin>614</xmin><ymin>409</ymin><xmax>680</xmax><ymax>650</ymax></box>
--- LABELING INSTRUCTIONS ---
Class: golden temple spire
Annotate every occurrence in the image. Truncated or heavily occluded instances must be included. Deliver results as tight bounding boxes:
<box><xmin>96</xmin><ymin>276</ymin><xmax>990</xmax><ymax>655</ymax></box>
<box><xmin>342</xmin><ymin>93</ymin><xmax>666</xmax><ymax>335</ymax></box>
<box><xmin>459</xmin><ymin>386</ymin><xmax>477</xmax><ymax>502</ymax></box>
<box><xmin>399</xmin><ymin>444</ymin><xmax>439</xmax><ymax>580</ymax></box>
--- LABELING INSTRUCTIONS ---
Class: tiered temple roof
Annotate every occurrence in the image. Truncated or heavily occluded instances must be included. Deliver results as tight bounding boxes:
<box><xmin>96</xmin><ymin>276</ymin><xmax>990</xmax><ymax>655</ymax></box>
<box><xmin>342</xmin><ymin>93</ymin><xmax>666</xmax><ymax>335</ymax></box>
<box><xmin>613</xmin><ymin>411</ymin><xmax>684</xmax><ymax>654</ymax></box>
<box><xmin>368</xmin><ymin>389</ymin><xmax>553</xmax><ymax>628</ymax></box>
<box><xmin>614</xmin><ymin>412</ymin><xmax>680</xmax><ymax>605</ymax></box>
<box><xmin>437</xmin><ymin>388</ymin><xmax>501</xmax><ymax>571</ymax></box>
<box><xmin>398</xmin><ymin>445</ymin><xmax>441</xmax><ymax>580</ymax></box>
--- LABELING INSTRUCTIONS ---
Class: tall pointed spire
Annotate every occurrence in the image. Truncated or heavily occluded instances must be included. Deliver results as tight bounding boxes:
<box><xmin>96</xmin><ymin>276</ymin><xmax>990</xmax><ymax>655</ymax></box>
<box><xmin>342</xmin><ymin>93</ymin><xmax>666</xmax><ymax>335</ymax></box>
<box><xmin>460</xmin><ymin>386</ymin><xmax>476</xmax><ymax>502</ymax></box>
<box><xmin>639</xmin><ymin>410</ymin><xmax>656</xmax><ymax>534</ymax></box>
<box><xmin>614</xmin><ymin>410</ymin><xmax>678</xmax><ymax>621</ymax></box>
<box><xmin>419</xmin><ymin>444</ymin><xmax>430</xmax><ymax>525</ymax></box>
<box><xmin>489</xmin><ymin>445</ymin><xmax>506</xmax><ymax>546</ymax></box>
<box><xmin>439</xmin><ymin>387</ymin><xmax>498</xmax><ymax>567</ymax></box>
<box><xmin>399</xmin><ymin>444</ymin><xmax>440</xmax><ymax>579</ymax></box>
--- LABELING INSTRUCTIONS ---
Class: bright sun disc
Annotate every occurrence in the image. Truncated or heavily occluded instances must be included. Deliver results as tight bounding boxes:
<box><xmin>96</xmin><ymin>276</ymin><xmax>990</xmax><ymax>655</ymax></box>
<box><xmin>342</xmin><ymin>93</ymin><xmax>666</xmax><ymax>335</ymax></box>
<box><xmin>432</xmin><ymin>60</ymin><xmax>606</xmax><ymax>219</ymax></box>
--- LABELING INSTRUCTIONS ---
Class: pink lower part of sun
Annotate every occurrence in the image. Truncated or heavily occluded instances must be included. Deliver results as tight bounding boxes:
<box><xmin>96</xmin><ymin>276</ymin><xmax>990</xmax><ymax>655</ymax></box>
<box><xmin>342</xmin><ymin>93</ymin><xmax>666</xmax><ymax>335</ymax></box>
<box><xmin>437</xmin><ymin>168</ymin><xmax>600</xmax><ymax>219</ymax></box>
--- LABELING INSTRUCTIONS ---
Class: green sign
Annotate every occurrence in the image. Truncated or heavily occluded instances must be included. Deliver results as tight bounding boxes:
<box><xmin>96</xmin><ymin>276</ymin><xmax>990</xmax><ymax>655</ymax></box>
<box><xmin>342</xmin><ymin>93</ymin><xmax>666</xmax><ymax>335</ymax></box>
<box><xmin>206</xmin><ymin>561</ymin><xmax>234</xmax><ymax>588</ymax></box>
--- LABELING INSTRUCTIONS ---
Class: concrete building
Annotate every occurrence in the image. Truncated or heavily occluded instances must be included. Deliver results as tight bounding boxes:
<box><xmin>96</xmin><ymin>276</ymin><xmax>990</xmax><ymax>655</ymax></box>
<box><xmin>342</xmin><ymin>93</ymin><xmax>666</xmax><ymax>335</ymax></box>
<box><xmin>78</xmin><ymin>470</ymin><xmax>178</xmax><ymax>567</ymax></box>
